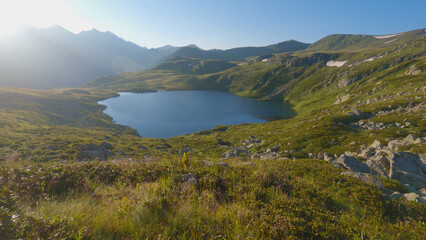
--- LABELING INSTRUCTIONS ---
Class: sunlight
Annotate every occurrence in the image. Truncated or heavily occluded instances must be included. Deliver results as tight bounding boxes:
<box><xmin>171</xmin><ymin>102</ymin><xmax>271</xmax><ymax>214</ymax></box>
<box><xmin>0</xmin><ymin>0</ymin><xmax>91</xmax><ymax>37</ymax></box>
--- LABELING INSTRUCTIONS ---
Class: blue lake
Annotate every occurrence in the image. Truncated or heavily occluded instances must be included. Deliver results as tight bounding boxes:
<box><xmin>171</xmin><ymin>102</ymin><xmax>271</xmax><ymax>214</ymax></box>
<box><xmin>99</xmin><ymin>91</ymin><xmax>293</xmax><ymax>138</ymax></box>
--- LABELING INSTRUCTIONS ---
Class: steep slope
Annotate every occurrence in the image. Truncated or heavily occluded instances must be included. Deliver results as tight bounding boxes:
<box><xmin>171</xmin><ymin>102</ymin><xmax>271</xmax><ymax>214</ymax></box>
<box><xmin>171</xmin><ymin>40</ymin><xmax>310</xmax><ymax>61</ymax></box>
<box><xmin>0</xmin><ymin>26</ymin><xmax>179</xmax><ymax>89</ymax></box>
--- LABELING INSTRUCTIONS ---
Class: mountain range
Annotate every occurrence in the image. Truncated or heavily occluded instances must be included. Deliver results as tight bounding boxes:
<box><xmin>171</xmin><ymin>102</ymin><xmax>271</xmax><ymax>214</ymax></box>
<box><xmin>0</xmin><ymin>26</ymin><xmax>179</xmax><ymax>89</ymax></box>
<box><xmin>0</xmin><ymin>26</ymin><xmax>310</xmax><ymax>89</ymax></box>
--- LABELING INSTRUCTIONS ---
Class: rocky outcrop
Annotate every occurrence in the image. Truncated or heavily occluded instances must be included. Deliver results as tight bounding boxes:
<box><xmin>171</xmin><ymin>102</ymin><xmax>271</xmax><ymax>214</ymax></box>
<box><xmin>324</xmin><ymin>138</ymin><xmax>426</xmax><ymax>202</ymax></box>
<box><xmin>332</xmin><ymin>154</ymin><xmax>371</xmax><ymax>173</ymax></box>
<box><xmin>350</xmin><ymin>121</ymin><xmax>388</xmax><ymax>130</ymax></box>
<box><xmin>347</xmin><ymin>109</ymin><xmax>371</xmax><ymax>120</ymax></box>
<box><xmin>221</xmin><ymin>147</ymin><xmax>250</xmax><ymax>158</ymax></box>
<box><xmin>240</xmin><ymin>136</ymin><xmax>263</xmax><ymax>149</ymax></box>
<box><xmin>404</xmin><ymin>64</ymin><xmax>421</xmax><ymax>76</ymax></box>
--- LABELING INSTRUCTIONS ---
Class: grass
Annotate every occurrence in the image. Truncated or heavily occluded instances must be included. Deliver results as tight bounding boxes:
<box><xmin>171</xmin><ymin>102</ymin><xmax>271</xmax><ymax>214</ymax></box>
<box><xmin>0</xmin><ymin>33</ymin><xmax>425</xmax><ymax>239</ymax></box>
<box><xmin>1</xmin><ymin>159</ymin><xmax>424</xmax><ymax>239</ymax></box>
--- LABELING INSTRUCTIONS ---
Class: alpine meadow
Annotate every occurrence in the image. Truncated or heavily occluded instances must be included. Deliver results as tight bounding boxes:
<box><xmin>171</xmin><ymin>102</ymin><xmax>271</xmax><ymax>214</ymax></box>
<box><xmin>0</xmin><ymin>1</ymin><xmax>425</xmax><ymax>239</ymax></box>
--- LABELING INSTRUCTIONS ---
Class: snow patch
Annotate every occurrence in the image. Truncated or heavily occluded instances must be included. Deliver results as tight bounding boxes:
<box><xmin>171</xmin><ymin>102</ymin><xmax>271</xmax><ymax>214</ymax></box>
<box><xmin>363</xmin><ymin>54</ymin><xmax>385</xmax><ymax>63</ymax></box>
<box><xmin>373</xmin><ymin>33</ymin><xmax>401</xmax><ymax>39</ymax></box>
<box><xmin>326</xmin><ymin>60</ymin><xmax>348</xmax><ymax>67</ymax></box>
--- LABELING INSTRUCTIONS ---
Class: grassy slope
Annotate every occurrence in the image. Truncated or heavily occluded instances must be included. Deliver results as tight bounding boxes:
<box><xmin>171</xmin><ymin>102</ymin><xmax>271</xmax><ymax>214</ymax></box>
<box><xmin>1</xmin><ymin>31</ymin><xmax>425</xmax><ymax>239</ymax></box>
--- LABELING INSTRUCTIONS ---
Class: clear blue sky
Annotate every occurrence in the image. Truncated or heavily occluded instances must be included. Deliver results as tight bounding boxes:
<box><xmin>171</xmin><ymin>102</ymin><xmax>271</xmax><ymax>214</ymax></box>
<box><xmin>2</xmin><ymin>0</ymin><xmax>425</xmax><ymax>49</ymax></box>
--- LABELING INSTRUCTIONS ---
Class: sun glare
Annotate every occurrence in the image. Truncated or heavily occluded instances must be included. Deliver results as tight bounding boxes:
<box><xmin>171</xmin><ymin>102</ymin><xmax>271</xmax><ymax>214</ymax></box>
<box><xmin>0</xmin><ymin>0</ymin><xmax>91</xmax><ymax>37</ymax></box>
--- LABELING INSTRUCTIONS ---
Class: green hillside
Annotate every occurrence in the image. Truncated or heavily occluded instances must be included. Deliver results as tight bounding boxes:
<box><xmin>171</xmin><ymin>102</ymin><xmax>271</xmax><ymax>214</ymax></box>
<box><xmin>1</xmin><ymin>29</ymin><xmax>425</xmax><ymax>239</ymax></box>
<box><xmin>308</xmin><ymin>28</ymin><xmax>425</xmax><ymax>51</ymax></box>
<box><xmin>171</xmin><ymin>40</ymin><xmax>310</xmax><ymax>61</ymax></box>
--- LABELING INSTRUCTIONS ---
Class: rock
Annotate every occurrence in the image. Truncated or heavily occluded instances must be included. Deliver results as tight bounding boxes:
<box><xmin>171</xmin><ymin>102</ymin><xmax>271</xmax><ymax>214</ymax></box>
<box><xmin>221</xmin><ymin>147</ymin><xmax>250</xmax><ymax>158</ymax></box>
<box><xmin>405</xmin><ymin>134</ymin><xmax>418</xmax><ymax>144</ymax></box>
<box><xmin>370</xmin><ymin>140</ymin><xmax>382</xmax><ymax>149</ymax></box>
<box><xmin>334</xmin><ymin>94</ymin><xmax>351</xmax><ymax>104</ymax></box>
<box><xmin>318</xmin><ymin>152</ymin><xmax>334</xmax><ymax>162</ymax></box>
<box><xmin>404</xmin><ymin>64</ymin><xmax>421</xmax><ymax>76</ymax></box>
<box><xmin>348</xmin><ymin>109</ymin><xmax>370</xmax><ymax>119</ymax></box>
<box><xmin>180</xmin><ymin>146</ymin><xmax>193</xmax><ymax>155</ymax></box>
<box><xmin>341</xmin><ymin>172</ymin><xmax>384</xmax><ymax>189</ymax></box>
<box><xmin>334</xmin><ymin>154</ymin><xmax>371</xmax><ymax>173</ymax></box>
<box><xmin>403</xmin><ymin>192</ymin><xmax>420</xmax><ymax>202</ymax></box>
<box><xmin>391</xmin><ymin>152</ymin><xmax>426</xmax><ymax>189</ymax></box>
<box><xmin>419</xmin><ymin>188</ymin><xmax>426</xmax><ymax>196</ymax></box>
<box><xmin>266</xmin><ymin>145</ymin><xmax>280</xmax><ymax>153</ymax></box>
<box><xmin>203</xmin><ymin>160</ymin><xmax>229</xmax><ymax>168</ymax></box>
<box><xmin>359</xmin><ymin>147</ymin><xmax>376</xmax><ymax>159</ymax></box>
<box><xmin>217</xmin><ymin>138</ymin><xmax>231</xmax><ymax>146</ymax></box>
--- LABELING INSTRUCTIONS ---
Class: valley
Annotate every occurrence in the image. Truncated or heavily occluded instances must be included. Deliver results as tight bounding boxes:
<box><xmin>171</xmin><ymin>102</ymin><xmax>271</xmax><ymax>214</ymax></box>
<box><xmin>0</xmin><ymin>28</ymin><xmax>425</xmax><ymax>239</ymax></box>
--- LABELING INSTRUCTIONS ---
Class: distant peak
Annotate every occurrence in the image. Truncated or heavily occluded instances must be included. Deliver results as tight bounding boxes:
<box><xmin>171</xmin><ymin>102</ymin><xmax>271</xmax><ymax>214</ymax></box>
<box><xmin>186</xmin><ymin>44</ymin><xmax>200</xmax><ymax>49</ymax></box>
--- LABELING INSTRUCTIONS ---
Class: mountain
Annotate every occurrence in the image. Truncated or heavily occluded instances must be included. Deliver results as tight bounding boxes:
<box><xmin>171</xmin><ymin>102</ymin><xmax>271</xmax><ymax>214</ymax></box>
<box><xmin>1</xmin><ymin>28</ymin><xmax>425</xmax><ymax>238</ymax></box>
<box><xmin>0</xmin><ymin>26</ymin><xmax>179</xmax><ymax>89</ymax></box>
<box><xmin>308</xmin><ymin>28</ymin><xmax>426</xmax><ymax>51</ymax></box>
<box><xmin>171</xmin><ymin>40</ymin><xmax>310</xmax><ymax>61</ymax></box>
<box><xmin>154</xmin><ymin>56</ymin><xmax>237</xmax><ymax>74</ymax></box>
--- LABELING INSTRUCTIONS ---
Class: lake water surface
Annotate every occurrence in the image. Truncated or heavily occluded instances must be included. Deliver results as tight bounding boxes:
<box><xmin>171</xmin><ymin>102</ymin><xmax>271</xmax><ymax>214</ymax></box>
<box><xmin>99</xmin><ymin>91</ymin><xmax>293</xmax><ymax>138</ymax></box>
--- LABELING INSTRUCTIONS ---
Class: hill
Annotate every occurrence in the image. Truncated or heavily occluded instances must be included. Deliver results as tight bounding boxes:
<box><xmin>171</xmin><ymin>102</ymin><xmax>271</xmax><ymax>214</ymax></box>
<box><xmin>0</xmin><ymin>29</ymin><xmax>425</xmax><ymax>238</ymax></box>
<box><xmin>308</xmin><ymin>28</ymin><xmax>426</xmax><ymax>51</ymax></box>
<box><xmin>171</xmin><ymin>40</ymin><xmax>310</xmax><ymax>61</ymax></box>
<box><xmin>0</xmin><ymin>26</ymin><xmax>179</xmax><ymax>89</ymax></box>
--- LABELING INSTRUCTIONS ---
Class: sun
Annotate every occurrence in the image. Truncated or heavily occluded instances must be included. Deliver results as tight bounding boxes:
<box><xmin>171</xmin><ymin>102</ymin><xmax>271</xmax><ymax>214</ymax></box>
<box><xmin>0</xmin><ymin>0</ymin><xmax>91</xmax><ymax>37</ymax></box>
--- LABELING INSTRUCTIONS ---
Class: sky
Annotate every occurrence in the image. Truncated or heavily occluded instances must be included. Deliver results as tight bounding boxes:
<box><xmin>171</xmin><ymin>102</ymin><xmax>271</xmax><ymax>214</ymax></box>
<box><xmin>0</xmin><ymin>0</ymin><xmax>424</xmax><ymax>49</ymax></box>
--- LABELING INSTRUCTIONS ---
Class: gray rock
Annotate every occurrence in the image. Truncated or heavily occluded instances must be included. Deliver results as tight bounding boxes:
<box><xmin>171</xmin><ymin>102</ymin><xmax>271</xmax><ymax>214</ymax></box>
<box><xmin>334</xmin><ymin>154</ymin><xmax>371</xmax><ymax>173</ymax></box>
<box><xmin>403</xmin><ymin>192</ymin><xmax>420</xmax><ymax>202</ymax></box>
<box><xmin>348</xmin><ymin>109</ymin><xmax>370</xmax><ymax>119</ymax></box>
<box><xmin>359</xmin><ymin>147</ymin><xmax>376</xmax><ymax>159</ymax></box>
<box><xmin>266</xmin><ymin>145</ymin><xmax>280</xmax><ymax>153</ymax></box>
<box><xmin>221</xmin><ymin>147</ymin><xmax>250</xmax><ymax>158</ymax></box>
<box><xmin>370</xmin><ymin>140</ymin><xmax>382</xmax><ymax>149</ymax></box>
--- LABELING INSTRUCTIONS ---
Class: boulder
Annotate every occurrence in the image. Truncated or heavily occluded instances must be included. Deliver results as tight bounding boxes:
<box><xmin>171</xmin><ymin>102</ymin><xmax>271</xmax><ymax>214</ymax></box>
<box><xmin>221</xmin><ymin>147</ymin><xmax>249</xmax><ymax>158</ymax></box>
<box><xmin>334</xmin><ymin>154</ymin><xmax>371</xmax><ymax>173</ymax></box>
<box><xmin>403</xmin><ymin>192</ymin><xmax>420</xmax><ymax>202</ymax></box>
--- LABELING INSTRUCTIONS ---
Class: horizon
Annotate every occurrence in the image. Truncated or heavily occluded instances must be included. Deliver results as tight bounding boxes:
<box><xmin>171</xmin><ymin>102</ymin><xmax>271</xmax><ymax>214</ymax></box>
<box><xmin>0</xmin><ymin>0</ymin><xmax>425</xmax><ymax>49</ymax></box>
<box><xmin>6</xmin><ymin>24</ymin><xmax>426</xmax><ymax>51</ymax></box>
